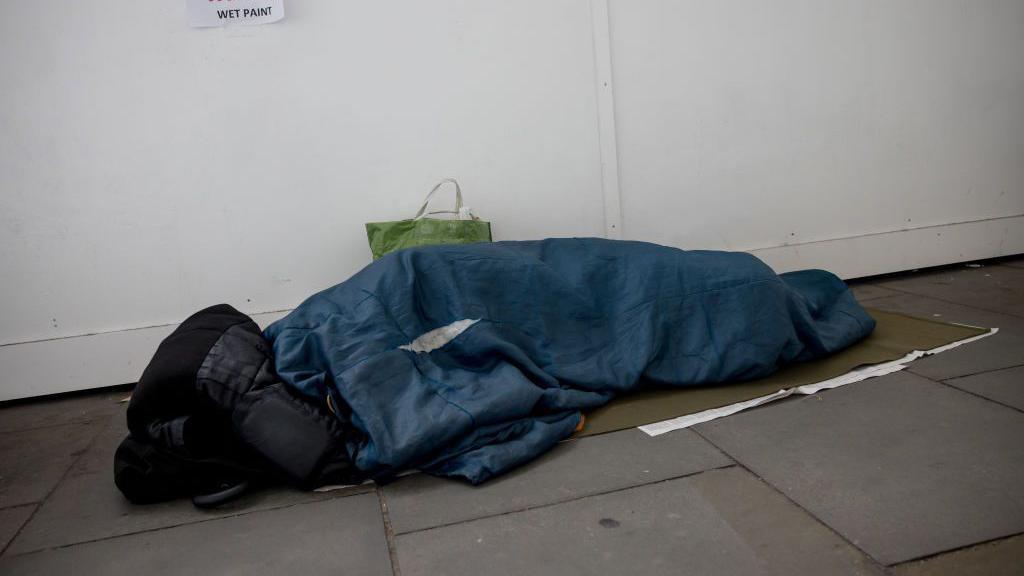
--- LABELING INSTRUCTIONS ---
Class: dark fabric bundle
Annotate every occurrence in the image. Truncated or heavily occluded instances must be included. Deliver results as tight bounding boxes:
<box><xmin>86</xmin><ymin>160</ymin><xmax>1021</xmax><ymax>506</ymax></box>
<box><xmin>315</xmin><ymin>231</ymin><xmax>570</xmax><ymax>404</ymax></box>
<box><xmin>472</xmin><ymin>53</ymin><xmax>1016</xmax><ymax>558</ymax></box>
<box><xmin>115</xmin><ymin>304</ymin><xmax>360</xmax><ymax>506</ymax></box>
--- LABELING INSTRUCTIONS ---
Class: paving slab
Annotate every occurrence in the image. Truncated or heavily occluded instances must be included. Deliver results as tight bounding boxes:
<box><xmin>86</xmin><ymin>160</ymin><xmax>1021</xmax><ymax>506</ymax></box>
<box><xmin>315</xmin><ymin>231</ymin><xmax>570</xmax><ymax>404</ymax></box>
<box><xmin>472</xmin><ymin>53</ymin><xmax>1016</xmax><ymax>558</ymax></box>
<box><xmin>0</xmin><ymin>422</ymin><xmax>101</xmax><ymax>509</ymax></box>
<box><xmin>384</xmin><ymin>427</ymin><xmax>731</xmax><ymax>534</ymax></box>
<box><xmin>944</xmin><ymin>365</ymin><xmax>1024</xmax><ymax>412</ymax></box>
<box><xmin>864</xmin><ymin>293</ymin><xmax>1024</xmax><ymax>380</ymax></box>
<box><xmin>0</xmin><ymin>493</ymin><xmax>392</xmax><ymax>576</ymax></box>
<box><xmin>876</xmin><ymin>265</ymin><xmax>1024</xmax><ymax>317</ymax></box>
<box><xmin>397</xmin><ymin>466</ymin><xmax>881</xmax><ymax>576</ymax></box>
<box><xmin>695</xmin><ymin>371</ymin><xmax>1024</xmax><ymax>565</ymax></box>
<box><xmin>892</xmin><ymin>533</ymin><xmax>1024</xmax><ymax>576</ymax></box>
<box><xmin>6</xmin><ymin>415</ymin><xmax>372</xmax><ymax>555</ymax></box>
<box><xmin>0</xmin><ymin>389</ymin><xmax>128</xmax><ymax>434</ymax></box>
<box><xmin>0</xmin><ymin>505</ymin><xmax>35</xmax><ymax>554</ymax></box>
<box><xmin>849</xmin><ymin>282</ymin><xmax>902</xmax><ymax>302</ymax></box>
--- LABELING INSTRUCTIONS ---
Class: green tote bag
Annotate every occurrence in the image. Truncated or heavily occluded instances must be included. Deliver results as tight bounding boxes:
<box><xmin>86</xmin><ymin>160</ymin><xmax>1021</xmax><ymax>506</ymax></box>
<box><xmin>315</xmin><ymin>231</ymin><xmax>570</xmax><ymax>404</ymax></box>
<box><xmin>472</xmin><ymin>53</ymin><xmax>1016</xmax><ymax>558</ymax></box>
<box><xmin>365</xmin><ymin>178</ymin><xmax>492</xmax><ymax>260</ymax></box>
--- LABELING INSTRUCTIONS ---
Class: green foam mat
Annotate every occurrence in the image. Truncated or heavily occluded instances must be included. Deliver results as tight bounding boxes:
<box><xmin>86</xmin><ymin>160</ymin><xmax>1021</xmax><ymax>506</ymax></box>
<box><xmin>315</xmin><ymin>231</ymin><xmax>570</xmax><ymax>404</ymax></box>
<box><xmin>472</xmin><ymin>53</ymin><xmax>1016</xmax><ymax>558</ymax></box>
<box><xmin>579</xmin><ymin>309</ymin><xmax>988</xmax><ymax>437</ymax></box>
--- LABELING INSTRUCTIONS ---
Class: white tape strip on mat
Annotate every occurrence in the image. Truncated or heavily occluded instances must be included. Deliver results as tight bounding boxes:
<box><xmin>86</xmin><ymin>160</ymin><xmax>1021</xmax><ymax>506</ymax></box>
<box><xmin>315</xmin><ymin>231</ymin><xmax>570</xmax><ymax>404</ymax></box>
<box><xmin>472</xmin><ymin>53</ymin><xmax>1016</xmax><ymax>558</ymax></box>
<box><xmin>638</xmin><ymin>327</ymin><xmax>999</xmax><ymax>437</ymax></box>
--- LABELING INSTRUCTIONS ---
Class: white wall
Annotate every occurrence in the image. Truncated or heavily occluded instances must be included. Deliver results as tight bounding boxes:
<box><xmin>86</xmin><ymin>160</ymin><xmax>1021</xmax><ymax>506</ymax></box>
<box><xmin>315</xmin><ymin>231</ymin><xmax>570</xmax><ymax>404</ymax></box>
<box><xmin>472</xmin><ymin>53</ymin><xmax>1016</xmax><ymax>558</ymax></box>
<box><xmin>0</xmin><ymin>1</ymin><xmax>611</xmax><ymax>399</ymax></box>
<box><xmin>2</xmin><ymin>1</ymin><xmax>1022</xmax><ymax>400</ymax></box>
<box><xmin>608</xmin><ymin>0</ymin><xmax>1024</xmax><ymax>277</ymax></box>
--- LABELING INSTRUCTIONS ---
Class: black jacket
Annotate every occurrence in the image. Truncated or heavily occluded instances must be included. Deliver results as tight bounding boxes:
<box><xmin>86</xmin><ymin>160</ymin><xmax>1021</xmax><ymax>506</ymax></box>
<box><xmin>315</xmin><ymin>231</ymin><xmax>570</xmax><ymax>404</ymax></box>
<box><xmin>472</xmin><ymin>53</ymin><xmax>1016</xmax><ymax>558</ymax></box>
<box><xmin>115</xmin><ymin>304</ymin><xmax>359</xmax><ymax>505</ymax></box>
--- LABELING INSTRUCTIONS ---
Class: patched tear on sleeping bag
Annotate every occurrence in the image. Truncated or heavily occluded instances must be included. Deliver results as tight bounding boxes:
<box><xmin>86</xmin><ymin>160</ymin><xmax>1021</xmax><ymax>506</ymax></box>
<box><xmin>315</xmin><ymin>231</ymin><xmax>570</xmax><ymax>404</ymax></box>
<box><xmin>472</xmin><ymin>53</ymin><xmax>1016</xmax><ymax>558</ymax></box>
<box><xmin>264</xmin><ymin>238</ymin><xmax>875</xmax><ymax>484</ymax></box>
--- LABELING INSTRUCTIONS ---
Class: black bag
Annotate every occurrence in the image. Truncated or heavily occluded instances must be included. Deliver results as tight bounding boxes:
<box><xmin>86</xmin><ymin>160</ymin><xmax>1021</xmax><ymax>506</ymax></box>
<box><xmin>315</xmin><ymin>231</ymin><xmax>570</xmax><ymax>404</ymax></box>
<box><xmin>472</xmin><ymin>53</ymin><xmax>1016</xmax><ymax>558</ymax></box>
<box><xmin>114</xmin><ymin>434</ymin><xmax>265</xmax><ymax>506</ymax></box>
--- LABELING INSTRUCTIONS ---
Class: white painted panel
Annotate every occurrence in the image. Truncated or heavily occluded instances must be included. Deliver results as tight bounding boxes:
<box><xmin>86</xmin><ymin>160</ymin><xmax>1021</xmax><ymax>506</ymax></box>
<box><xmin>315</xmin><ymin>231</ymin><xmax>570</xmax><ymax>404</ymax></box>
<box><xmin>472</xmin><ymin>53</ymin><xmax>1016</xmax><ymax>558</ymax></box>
<box><xmin>0</xmin><ymin>1</ymin><xmax>605</xmax><ymax>349</ymax></box>
<box><xmin>0</xmin><ymin>312</ymin><xmax>288</xmax><ymax>402</ymax></box>
<box><xmin>608</xmin><ymin>0</ymin><xmax>1024</xmax><ymax>262</ymax></box>
<box><xmin>5</xmin><ymin>1</ymin><xmax>1024</xmax><ymax>400</ymax></box>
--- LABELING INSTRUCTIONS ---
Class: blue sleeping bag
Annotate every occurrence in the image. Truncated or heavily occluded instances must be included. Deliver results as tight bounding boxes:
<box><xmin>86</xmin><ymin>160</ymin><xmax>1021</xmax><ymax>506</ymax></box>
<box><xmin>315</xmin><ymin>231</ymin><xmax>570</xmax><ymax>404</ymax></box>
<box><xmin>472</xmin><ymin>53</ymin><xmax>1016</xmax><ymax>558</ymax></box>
<box><xmin>264</xmin><ymin>238</ymin><xmax>874</xmax><ymax>484</ymax></box>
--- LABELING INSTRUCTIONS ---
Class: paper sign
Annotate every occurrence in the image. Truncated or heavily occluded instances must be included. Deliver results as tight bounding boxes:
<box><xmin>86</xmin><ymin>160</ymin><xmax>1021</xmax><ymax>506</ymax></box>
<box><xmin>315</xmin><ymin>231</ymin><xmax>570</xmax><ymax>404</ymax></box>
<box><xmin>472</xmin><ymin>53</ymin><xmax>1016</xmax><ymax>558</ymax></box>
<box><xmin>186</xmin><ymin>0</ymin><xmax>285</xmax><ymax>28</ymax></box>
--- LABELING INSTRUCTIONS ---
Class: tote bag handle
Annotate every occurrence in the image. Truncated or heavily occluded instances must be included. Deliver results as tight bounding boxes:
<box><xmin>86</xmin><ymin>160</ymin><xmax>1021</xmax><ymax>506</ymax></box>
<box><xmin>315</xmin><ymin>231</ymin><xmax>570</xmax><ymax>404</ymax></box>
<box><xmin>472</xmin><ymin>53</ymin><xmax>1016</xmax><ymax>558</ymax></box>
<box><xmin>413</xmin><ymin>178</ymin><xmax>463</xmax><ymax>220</ymax></box>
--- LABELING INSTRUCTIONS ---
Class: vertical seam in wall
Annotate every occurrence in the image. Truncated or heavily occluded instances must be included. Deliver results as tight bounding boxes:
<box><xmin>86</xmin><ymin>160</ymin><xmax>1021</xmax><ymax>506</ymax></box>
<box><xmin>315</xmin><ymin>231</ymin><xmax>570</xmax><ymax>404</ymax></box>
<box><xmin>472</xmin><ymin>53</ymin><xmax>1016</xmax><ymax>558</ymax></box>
<box><xmin>589</xmin><ymin>0</ymin><xmax>623</xmax><ymax>239</ymax></box>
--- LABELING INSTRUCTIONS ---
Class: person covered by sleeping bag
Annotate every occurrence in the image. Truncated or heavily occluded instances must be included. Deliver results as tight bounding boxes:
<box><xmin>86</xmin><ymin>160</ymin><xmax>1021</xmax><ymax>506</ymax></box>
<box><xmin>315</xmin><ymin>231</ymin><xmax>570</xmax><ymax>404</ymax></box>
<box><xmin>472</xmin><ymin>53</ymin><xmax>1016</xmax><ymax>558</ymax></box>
<box><xmin>265</xmin><ymin>238</ymin><xmax>875</xmax><ymax>485</ymax></box>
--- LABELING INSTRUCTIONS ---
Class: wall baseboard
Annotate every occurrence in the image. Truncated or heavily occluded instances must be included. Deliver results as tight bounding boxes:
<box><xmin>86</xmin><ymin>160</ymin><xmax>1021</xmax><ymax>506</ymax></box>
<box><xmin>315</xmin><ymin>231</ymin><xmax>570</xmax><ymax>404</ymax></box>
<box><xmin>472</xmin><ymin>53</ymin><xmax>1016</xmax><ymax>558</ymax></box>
<box><xmin>749</xmin><ymin>215</ymin><xmax>1024</xmax><ymax>279</ymax></box>
<box><xmin>0</xmin><ymin>311</ymin><xmax>288</xmax><ymax>402</ymax></box>
<box><xmin>2</xmin><ymin>216</ymin><xmax>1021</xmax><ymax>402</ymax></box>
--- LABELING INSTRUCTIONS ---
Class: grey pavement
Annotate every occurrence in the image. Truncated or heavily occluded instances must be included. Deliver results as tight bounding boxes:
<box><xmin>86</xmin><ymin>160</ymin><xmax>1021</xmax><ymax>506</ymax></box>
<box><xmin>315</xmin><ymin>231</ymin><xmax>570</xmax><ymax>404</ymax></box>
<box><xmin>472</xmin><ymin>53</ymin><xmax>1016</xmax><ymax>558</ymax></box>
<box><xmin>1</xmin><ymin>257</ymin><xmax>1022</xmax><ymax>574</ymax></box>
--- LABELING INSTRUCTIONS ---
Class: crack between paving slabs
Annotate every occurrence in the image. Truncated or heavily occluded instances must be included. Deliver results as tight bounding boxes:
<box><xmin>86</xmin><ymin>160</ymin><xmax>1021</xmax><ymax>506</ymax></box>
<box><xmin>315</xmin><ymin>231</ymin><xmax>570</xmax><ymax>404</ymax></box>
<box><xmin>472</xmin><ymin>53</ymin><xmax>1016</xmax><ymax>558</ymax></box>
<box><xmin>0</xmin><ymin>419</ymin><xmax>108</xmax><ymax>558</ymax></box>
<box><xmin>376</xmin><ymin>484</ymin><xmax>403</xmax><ymax>576</ymax></box>
<box><xmin>886</xmin><ymin>529</ymin><xmax>1024</xmax><ymax>569</ymax></box>
<box><xmin>688</xmin><ymin>427</ymin><xmax>893</xmax><ymax>574</ymax></box>
<box><xmin>933</xmin><ymin>371</ymin><xmax>1024</xmax><ymax>415</ymax></box>
<box><xmin>871</xmin><ymin>285</ymin><xmax>1024</xmax><ymax>321</ymax></box>
<box><xmin>391</xmin><ymin>462</ymin><xmax>739</xmax><ymax>537</ymax></box>
<box><xmin>1</xmin><ymin>484</ymin><xmax>373</xmax><ymax>558</ymax></box>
